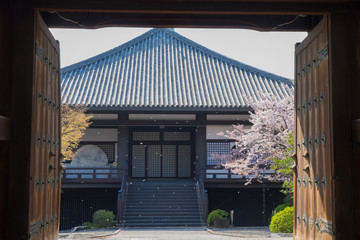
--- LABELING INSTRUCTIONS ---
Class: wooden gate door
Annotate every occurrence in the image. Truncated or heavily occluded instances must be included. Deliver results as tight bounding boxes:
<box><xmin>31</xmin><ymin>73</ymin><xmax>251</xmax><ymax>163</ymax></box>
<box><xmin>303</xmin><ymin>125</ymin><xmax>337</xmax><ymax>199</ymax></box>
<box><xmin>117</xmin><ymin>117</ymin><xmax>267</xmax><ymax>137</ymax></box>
<box><xmin>28</xmin><ymin>13</ymin><xmax>61</xmax><ymax>240</ymax></box>
<box><xmin>294</xmin><ymin>16</ymin><xmax>334</xmax><ymax>240</ymax></box>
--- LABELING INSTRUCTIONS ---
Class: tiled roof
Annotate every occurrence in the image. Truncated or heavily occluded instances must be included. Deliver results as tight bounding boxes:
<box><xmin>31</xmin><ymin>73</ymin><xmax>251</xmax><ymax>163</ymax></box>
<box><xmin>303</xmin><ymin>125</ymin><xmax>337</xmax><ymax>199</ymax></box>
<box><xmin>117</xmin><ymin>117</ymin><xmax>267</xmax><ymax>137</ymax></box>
<box><xmin>61</xmin><ymin>28</ymin><xmax>293</xmax><ymax>111</ymax></box>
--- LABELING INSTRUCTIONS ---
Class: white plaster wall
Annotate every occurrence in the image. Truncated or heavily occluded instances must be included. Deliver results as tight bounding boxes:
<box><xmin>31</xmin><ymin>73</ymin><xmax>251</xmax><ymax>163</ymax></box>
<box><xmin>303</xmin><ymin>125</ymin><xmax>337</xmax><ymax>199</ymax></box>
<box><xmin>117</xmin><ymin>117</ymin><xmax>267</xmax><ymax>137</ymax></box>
<box><xmin>87</xmin><ymin>114</ymin><xmax>118</xmax><ymax>120</ymax></box>
<box><xmin>129</xmin><ymin>114</ymin><xmax>196</xmax><ymax>120</ymax></box>
<box><xmin>81</xmin><ymin>128</ymin><xmax>118</xmax><ymax>142</ymax></box>
<box><xmin>206</xmin><ymin>114</ymin><xmax>250</xmax><ymax>121</ymax></box>
<box><xmin>206</xmin><ymin>125</ymin><xmax>235</xmax><ymax>140</ymax></box>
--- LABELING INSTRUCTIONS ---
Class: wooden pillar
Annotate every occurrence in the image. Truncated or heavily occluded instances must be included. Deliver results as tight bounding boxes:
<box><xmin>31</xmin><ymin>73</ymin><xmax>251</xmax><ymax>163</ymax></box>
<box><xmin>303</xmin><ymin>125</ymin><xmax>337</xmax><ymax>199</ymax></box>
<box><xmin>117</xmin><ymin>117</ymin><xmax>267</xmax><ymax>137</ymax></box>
<box><xmin>6</xmin><ymin>6</ymin><xmax>36</xmax><ymax>240</ymax></box>
<box><xmin>329</xmin><ymin>10</ymin><xmax>356</xmax><ymax>240</ymax></box>
<box><xmin>0</xmin><ymin>5</ymin><xmax>12</xmax><ymax>239</ymax></box>
<box><xmin>117</xmin><ymin>126</ymin><xmax>129</xmax><ymax>170</ymax></box>
<box><xmin>196</xmin><ymin>114</ymin><xmax>207</xmax><ymax>171</ymax></box>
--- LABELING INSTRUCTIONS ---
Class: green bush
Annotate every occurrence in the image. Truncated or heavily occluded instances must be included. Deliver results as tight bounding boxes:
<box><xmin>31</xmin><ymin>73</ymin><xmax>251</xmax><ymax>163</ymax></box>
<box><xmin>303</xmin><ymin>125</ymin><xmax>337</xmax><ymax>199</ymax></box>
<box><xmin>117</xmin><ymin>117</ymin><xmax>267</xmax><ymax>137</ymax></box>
<box><xmin>283</xmin><ymin>195</ymin><xmax>293</xmax><ymax>206</ymax></box>
<box><xmin>207</xmin><ymin>209</ymin><xmax>229</xmax><ymax>225</ymax></box>
<box><xmin>82</xmin><ymin>221</ymin><xmax>93</xmax><ymax>229</ymax></box>
<box><xmin>269</xmin><ymin>206</ymin><xmax>293</xmax><ymax>233</ymax></box>
<box><xmin>92</xmin><ymin>210</ymin><xmax>116</xmax><ymax>228</ymax></box>
<box><xmin>273</xmin><ymin>203</ymin><xmax>292</xmax><ymax>215</ymax></box>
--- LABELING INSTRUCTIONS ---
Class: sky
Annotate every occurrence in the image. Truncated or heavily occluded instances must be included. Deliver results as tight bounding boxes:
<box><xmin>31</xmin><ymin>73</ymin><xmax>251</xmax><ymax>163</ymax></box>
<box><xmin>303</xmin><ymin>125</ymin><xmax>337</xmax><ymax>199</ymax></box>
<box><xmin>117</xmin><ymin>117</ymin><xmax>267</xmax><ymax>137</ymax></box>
<box><xmin>50</xmin><ymin>28</ymin><xmax>307</xmax><ymax>79</ymax></box>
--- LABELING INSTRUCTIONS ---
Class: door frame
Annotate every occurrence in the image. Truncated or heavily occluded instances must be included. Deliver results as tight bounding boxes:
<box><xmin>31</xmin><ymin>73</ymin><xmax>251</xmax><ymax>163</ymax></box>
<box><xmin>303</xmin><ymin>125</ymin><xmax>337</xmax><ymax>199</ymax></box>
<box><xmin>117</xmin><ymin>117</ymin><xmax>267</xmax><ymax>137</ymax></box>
<box><xmin>129</xmin><ymin>126</ymin><xmax>195</xmax><ymax>178</ymax></box>
<box><xmin>3</xmin><ymin>2</ymin><xmax>359</xmax><ymax>239</ymax></box>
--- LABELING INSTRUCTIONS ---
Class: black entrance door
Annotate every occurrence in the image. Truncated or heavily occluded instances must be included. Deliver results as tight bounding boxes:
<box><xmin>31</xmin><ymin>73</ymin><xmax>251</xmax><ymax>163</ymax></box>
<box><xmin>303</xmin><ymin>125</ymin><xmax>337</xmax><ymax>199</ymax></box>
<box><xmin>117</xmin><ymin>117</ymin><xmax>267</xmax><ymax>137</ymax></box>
<box><xmin>130</xmin><ymin>129</ymin><xmax>193</xmax><ymax>178</ymax></box>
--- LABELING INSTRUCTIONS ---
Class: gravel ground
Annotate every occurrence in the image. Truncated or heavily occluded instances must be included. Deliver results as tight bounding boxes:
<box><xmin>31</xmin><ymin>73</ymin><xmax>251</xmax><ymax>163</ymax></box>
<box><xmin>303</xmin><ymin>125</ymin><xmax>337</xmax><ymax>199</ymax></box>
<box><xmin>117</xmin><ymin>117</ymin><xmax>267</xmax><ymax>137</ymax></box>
<box><xmin>59</xmin><ymin>227</ymin><xmax>293</xmax><ymax>240</ymax></box>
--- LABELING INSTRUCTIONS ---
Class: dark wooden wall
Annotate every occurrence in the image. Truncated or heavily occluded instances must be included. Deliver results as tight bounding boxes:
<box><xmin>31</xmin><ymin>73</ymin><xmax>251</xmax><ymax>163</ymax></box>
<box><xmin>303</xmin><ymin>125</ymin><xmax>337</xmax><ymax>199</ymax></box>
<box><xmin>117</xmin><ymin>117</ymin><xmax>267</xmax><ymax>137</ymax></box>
<box><xmin>207</xmin><ymin>187</ymin><xmax>284</xmax><ymax>226</ymax></box>
<box><xmin>60</xmin><ymin>188</ymin><xmax>118</xmax><ymax>230</ymax></box>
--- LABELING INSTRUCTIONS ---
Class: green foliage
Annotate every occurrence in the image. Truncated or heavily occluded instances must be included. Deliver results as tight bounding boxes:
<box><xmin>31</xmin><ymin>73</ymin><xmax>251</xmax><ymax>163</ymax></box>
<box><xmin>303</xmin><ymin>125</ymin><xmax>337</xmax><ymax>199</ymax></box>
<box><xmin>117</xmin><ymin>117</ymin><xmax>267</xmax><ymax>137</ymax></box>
<box><xmin>271</xmin><ymin>132</ymin><xmax>294</xmax><ymax>195</ymax></box>
<box><xmin>207</xmin><ymin>209</ymin><xmax>229</xmax><ymax>225</ymax></box>
<box><xmin>92</xmin><ymin>210</ymin><xmax>116</xmax><ymax>228</ymax></box>
<box><xmin>82</xmin><ymin>221</ymin><xmax>93</xmax><ymax>229</ymax></box>
<box><xmin>269</xmin><ymin>207</ymin><xmax>293</xmax><ymax>233</ymax></box>
<box><xmin>274</xmin><ymin>203</ymin><xmax>292</xmax><ymax>215</ymax></box>
<box><xmin>283</xmin><ymin>195</ymin><xmax>293</xmax><ymax>206</ymax></box>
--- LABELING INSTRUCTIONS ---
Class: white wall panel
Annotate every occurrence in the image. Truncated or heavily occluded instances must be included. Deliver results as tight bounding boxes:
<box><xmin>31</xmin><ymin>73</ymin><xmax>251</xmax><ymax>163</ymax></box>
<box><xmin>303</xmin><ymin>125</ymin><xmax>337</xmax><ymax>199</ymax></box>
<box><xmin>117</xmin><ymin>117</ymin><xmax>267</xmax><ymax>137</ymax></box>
<box><xmin>81</xmin><ymin>128</ymin><xmax>118</xmax><ymax>142</ymax></box>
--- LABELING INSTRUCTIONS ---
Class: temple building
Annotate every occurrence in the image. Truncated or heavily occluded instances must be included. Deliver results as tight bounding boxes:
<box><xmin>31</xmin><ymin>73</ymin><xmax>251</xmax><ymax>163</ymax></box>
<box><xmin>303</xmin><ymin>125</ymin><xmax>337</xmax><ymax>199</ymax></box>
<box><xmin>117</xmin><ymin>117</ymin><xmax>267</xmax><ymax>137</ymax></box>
<box><xmin>60</xmin><ymin>28</ymin><xmax>293</xmax><ymax>229</ymax></box>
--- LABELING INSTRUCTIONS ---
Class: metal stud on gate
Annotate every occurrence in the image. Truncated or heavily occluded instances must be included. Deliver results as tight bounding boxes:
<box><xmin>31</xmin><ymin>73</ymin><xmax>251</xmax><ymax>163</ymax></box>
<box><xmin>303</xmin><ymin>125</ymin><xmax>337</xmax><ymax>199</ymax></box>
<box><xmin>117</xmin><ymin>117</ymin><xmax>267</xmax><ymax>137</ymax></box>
<box><xmin>302</xmin><ymin>138</ymin><xmax>307</xmax><ymax>149</ymax></box>
<box><xmin>302</xmin><ymin>100</ymin><xmax>306</xmax><ymax>113</ymax></box>
<box><xmin>309</xmin><ymin>216</ymin><xmax>314</xmax><ymax>230</ymax></box>
<box><xmin>315</xmin><ymin>218</ymin><xmax>320</xmax><ymax>232</ymax></box>
<box><xmin>307</xmin><ymin>60</ymin><xmax>312</xmax><ymax>72</ymax></box>
<box><xmin>309</xmin><ymin>176</ymin><xmax>313</xmax><ymax>189</ymax></box>
<box><xmin>303</xmin><ymin>175</ymin><xmax>307</xmax><ymax>188</ymax></box>
<box><xmin>314</xmin><ymin>134</ymin><xmax>319</xmax><ymax>148</ymax></box>
<box><xmin>321</xmin><ymin>132</ymin><xmax>326</xmax><ymax>147</ymax></box>
<box><xmin>51</xmin><ymin>176</ymin><xmax>55</xmax><ymax>187</ymax></box>
<box><xmin>34</xmin><ymin>177</ymin><xmax>39</xmax><ymax>191</ymax></box>
<box><xmin>308</xmin><ymin>136</ymin><xmax>312</xmax><ymax>150</ymax></box>
<box><xmin>297</xmin><ymin>176</ymin><xmax>301</xmax><ymax>187</ymax></box>
<box><xmin>36</xmin><ymin>134</ymin><xmax>41</xmax><ymax>147</ymax></box>
<box><xmin>42</xmin><ymin>135</ymin><xmax>46</xmax><ymax>146</ymax></box>
<box><xmin>320</xmin><ymin>91</ymin><xmax>325</xmax><ymax>104</ymax></box>
<box><xmin>38</xmin><ymin>91</ymin><xmax>42</xmax><ymax>104</ymax></box>
<box><xmin>297</xmin><ymin>214</ymin><xmax>301</xmax><ymax>225</ymax></box>
<box><xmin>41</xmin><ymin>177</ymin><xmax>45</xmax><ymax>189</ymax></box>
<box><xmin>308</xmin><ymin>97</ymin><xmax>312</xmax><ymax>111</ymax></box>
<box><xmin>322</xmin><ymin>176</ymin><xmax>327</xmax><ymax>191</ymax></box>
<box><xmin>297</xmin><ymin>105</ymin><xmax>301</xmax><ymax>115</ymax></box>
<box><xmin>303</xmin><ymin>214</ymin><xmax>307</xmax><ymax>226</ymax></box>
<box><xmin>297</xmin><ymin>140</ymin><xmax>301</xmax><ymax>150</ymax></box>
<box><xmin>313</xmin><ymin>95</ymin><xmax>318</xmax><ymax>107</ymax></box>
<box><xmin>320</xmin><ymin>218</ymin><xmax>333</xmax><ymax>235</ymax></box>
<box><xmin>315</xmin><ymin>174</ymin><xmax>320</xmax><ymax>190</ymax></box>
<box><xmin>313</xmin><ymin>56</ymin><xmax>317</xmax><ymax>68</ymax></box>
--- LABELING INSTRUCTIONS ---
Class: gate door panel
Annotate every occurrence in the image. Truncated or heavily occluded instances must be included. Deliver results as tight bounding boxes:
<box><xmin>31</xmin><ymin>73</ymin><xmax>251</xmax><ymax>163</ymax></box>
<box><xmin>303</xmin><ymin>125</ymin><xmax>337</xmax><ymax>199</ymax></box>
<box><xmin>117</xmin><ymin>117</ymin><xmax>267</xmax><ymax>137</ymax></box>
<box><xmin>28</xmin><ymin>14</ymin><xmax>61</xmax><ymax>240</ymax></box>
<box><xmin>294</xmin><ymin>16</ymin><xmax>334</xmax><ymax>240</ymax></box>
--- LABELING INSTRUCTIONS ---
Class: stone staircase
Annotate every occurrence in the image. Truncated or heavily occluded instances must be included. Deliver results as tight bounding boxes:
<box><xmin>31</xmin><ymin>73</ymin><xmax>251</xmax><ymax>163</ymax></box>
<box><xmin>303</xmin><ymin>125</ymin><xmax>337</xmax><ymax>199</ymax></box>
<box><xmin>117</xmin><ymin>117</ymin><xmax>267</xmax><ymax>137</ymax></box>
<box><xmin>123</xmin><ymin>179</ymin><xmax>203</xmax><ymax>227</ymax></box>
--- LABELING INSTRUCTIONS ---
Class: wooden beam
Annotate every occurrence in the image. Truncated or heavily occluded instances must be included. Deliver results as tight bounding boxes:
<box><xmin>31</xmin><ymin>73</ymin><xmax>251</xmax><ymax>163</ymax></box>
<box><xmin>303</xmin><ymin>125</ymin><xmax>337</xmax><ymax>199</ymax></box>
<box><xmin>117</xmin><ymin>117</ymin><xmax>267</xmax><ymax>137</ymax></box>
<box><xmin>0</xmin><ymin>116</ymin><xmax>11</xmax><ymax>141</ymax></box>
<box><xmin>90</xmin><ymin>119</ymin><xmax>250</xmax><ymax>127</ymax></box>
<box><xmin>31</xmin><ymin>0</ymin><xmax>345</xmax><ymax>14</ymax></box>
<box><xmin>41</xmin><ymin>12</ymin><xmax>322</xmax><ymax>31</ymax></box>
<box><xmin>352</xmin><ymin>119</ymin><xmax>360</xmax><ymax>142</ymax></box>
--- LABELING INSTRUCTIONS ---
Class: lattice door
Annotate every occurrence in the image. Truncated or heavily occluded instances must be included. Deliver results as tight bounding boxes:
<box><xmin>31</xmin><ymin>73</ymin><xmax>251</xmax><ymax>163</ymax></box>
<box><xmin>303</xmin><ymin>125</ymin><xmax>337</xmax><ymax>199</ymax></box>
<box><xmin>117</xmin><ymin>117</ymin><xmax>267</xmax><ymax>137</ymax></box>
<box><xmin>28</xmin><ymin>14</ymin><xmax>61</xmax><ymax>240</ymax></box>
<box><xmin>294</xmin><ymin>16</ymin><xmax>334</xmax><ymax>240</ymax></box>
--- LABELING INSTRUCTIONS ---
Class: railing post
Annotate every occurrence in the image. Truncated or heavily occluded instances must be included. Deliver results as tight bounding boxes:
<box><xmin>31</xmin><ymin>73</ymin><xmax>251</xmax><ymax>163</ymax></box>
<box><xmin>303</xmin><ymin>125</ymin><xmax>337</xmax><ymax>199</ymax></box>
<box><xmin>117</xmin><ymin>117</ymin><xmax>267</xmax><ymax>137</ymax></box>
<box><xmin>203</xmin><ymin>189</ymin><xmax>208</xmax><ymax>224</ymax></box>
<box><xmin>117</xmin><ymin>190</ymin><xmax>123</xmax><ymax>225</ymax></box>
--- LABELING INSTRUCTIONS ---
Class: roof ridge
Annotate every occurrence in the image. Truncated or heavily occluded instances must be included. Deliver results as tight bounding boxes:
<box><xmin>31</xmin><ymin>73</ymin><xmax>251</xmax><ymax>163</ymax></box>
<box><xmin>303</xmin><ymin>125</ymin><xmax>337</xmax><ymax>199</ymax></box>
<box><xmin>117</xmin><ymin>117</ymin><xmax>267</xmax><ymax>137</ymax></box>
<box><xmin>61</xmin><ymin>28</ymin><xmax>292</xmax><ymax>85</ymax></box>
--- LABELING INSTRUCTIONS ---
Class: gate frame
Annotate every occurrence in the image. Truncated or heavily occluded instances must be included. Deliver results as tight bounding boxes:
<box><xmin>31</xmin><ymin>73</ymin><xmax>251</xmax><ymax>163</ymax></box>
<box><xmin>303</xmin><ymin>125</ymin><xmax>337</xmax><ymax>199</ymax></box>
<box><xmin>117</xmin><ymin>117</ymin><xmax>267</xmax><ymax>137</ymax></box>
<box><xmin>2</xmin><ymin>1</ymin><xmax>360</xmax><ymax>240</ymax></box>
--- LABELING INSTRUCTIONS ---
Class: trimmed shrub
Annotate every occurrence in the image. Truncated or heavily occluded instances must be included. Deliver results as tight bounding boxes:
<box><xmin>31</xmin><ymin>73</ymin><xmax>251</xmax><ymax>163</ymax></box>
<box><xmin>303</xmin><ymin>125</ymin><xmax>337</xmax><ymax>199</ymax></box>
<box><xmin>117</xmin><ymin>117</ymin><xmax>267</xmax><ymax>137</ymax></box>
<box><xmin>207</xmin><ymin>209</ymin><xmax>229</xmax><ymax>226</ymax></box>
<box><xmin>82</xmin><ymin>221</ymin><xmax>93</xmax><ymax>229</ymax></box>
<box><xmin>269</xmin><ymin>206</ymin><xmax>293</xmax><ymax>233</ymax></box>
<box><xmin>273</xmin><ymin>203</ymin><xmax>292</xmax><ymax>215</ymax></box>
<box><xmin>283</xmin><ymin>195</ymin><xmax>293</xmax><ymax>206</ymax></box>
<box><xmin>92</xmin><ymin>210</ymin><xmax>116</xmax><ymax>228</ymax></box>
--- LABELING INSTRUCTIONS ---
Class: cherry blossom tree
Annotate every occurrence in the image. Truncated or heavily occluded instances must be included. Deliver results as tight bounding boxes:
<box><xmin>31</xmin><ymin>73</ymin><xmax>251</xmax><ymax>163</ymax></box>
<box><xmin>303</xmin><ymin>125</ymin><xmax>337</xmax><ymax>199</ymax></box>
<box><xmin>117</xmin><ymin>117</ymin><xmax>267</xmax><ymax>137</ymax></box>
<box><xmin>215</xmin><ymin>92</ymin><xmax>294</xmax><ymax>188</ymax></box>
